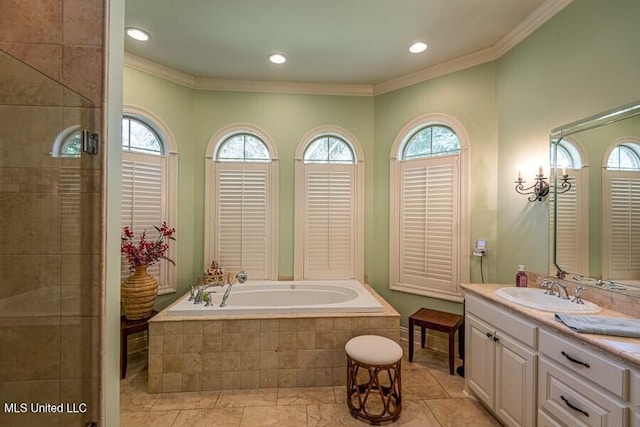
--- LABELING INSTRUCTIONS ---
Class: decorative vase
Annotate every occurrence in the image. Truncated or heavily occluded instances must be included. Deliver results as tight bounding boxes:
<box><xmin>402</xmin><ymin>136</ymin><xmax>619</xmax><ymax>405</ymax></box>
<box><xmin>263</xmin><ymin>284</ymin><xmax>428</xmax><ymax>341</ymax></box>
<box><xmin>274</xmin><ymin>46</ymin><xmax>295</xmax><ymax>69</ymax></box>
<box><xmin>121</xmin><ymin>265</ymin><xmax>158</xmax><ymax>320</ymax></box>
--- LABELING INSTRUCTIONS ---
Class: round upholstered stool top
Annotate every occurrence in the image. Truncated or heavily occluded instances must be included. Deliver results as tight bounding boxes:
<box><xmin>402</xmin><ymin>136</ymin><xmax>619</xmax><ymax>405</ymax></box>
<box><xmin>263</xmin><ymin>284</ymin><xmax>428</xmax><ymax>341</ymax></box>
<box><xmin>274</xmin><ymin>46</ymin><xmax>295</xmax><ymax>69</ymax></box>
<box><xmin>345</xmin><ymin>335</ymin><xmax>403</xmax><ymax>365</ymax></box>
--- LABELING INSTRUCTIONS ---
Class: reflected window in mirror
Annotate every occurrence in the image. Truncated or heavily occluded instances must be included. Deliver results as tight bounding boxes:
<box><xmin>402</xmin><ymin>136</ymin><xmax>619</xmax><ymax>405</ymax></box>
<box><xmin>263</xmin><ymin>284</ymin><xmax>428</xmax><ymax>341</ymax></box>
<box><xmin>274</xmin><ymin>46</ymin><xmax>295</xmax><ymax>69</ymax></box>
<box><xmin>602</xmin><ymin>138</ymin><xmax>640</xmax><ymax>281</ymax></box>
<box><xmin>121</xmin><ymin>112</ymin><xmax>178</xmax><ymax>294</ymax></box>
<box><xmin>51</xmin><ymin>125</ymin><xmax>82</xmax><ymax>158</ymax></box>
<box><xmin>550</xmin><ymin>137</ymin><xmax>589</xmax><ymax>276</ymax></box>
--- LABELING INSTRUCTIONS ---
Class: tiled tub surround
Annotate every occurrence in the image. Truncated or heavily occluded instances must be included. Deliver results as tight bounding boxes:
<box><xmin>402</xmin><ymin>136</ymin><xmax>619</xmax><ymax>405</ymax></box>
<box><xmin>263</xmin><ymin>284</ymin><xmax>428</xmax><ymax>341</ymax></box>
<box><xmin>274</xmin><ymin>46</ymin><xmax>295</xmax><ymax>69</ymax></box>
<box><xmin>148</xmin><ymin>283</ymin><xmax>400</xmax><ymax>393</ymax></box>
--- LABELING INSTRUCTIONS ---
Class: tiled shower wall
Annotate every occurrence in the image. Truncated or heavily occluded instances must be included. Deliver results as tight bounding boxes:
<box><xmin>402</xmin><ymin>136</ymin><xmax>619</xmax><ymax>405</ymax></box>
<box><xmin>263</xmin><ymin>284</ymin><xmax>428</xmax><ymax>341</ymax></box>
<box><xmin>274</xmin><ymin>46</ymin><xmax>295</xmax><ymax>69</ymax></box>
<box><xmin>0</xmin><ymin>1</ymin><xmax>105</xmax><ymax>426</ymax></box>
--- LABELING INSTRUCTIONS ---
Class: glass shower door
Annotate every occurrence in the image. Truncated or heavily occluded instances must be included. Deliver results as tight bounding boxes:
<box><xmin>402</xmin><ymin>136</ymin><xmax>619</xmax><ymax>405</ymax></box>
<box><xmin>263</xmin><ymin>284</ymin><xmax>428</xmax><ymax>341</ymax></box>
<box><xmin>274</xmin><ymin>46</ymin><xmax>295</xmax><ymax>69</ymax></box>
<box><xmin>0</xmin><ymin>49</ymin><xmax>101</xmax><ymax>427</ymax></box>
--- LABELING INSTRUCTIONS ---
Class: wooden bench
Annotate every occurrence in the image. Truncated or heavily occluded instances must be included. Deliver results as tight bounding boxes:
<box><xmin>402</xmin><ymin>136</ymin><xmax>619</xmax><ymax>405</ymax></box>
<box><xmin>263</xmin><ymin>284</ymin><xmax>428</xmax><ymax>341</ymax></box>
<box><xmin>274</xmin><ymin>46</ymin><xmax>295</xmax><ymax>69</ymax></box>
<box><xmin>409</xmin><ymin>307</ymin><xmax>463</xmax><ymax>375</ymax></box>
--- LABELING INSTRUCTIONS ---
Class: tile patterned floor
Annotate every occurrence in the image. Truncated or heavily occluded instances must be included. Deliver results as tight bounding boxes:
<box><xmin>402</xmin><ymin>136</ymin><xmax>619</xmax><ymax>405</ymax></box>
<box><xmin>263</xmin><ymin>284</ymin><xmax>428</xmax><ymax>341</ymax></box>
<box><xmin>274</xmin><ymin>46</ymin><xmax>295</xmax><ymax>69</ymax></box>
<box><xmin>120</xmin><ymin>342</ymin><xmax>501</xmax><ymax>426</ymax></box>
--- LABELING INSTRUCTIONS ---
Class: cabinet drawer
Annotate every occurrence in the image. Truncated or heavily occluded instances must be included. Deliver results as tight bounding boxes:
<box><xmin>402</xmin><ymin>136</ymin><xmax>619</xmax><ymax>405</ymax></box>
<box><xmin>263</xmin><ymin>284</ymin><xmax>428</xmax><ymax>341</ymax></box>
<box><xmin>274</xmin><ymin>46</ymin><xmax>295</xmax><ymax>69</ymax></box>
<box><xmin>466</xmin><ymin>294</ymin><xmax>537</xmax><ymax>348</ymax></box>
<box><xmin>539</xmin><ymin>358</ymin><xmax>629</xmax><ymax>427</ymax></box>
<box><xmin>539</xmin><ymin>329</ymin><xmax>629</xmax><ymax>399</ymax></box>
<box><xmin>537</xmin><ymin>409</ymin><xmax>564</xmax><ymax>427</ymax></box>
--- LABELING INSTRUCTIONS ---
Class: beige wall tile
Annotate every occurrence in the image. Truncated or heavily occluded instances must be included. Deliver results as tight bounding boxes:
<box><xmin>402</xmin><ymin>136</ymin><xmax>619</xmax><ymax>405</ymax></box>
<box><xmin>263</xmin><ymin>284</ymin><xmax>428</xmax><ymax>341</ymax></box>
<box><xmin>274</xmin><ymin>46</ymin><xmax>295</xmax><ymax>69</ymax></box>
<box><xmin>200</xmin><ymin>372</ymin><xmax>221</xmax><ymax>391</ymax></box>
<box><xmin>260</xmin><ymin>319</ymin><xmax>279</xmax><ymax>332</ymax></box>
<box><xmin>277</xmin><ymin>350</ymin><xmax>297</xmax><ymax>369</ymax></box>
<box><xmin>61</xmin><ymin>46</ymin><xmax>102</xmax><ymax>104</ymax></box>
<box><xmin>163</xmin><ymin>321</ymin><xmax>184</xmax><ymax>335</ymax></box>
<box><xmin>296</xmin><ymin>369</ymin><xmax>315</xmax><ymax>387</ymax></box>
<box><xmin>184</xmin><ymin>334</ymin><xmax>203</xmax><ymax>353</ymax></box>
<box><xmin>223</xmin><ymin>332</ymin><xmax>242</xmax><ymax>352</ymax></box>
<box><xmin>259</xmin><ymin>351</ymin><xmax>278</xmax><ymax>370</ymax></box>
<box><xmin>259</xmin><ymin>369</ymin><xmax>278</xmax><ymax>388</ymax></box>
<box><xmin>203</xmin><ymin>320</ymin><xmax>222</xmax><ymax>334</ymax></box>
<box><xmin>162</xmin><ymin>373</ymin><xmax>183</xmax><ymax>393</ymax></box>
<box><xmin>277</xmin><ymin>369</ymin><xmax>296</xmax><ymax>388</ymax></box>
<box><xmin>221</xmin><ymin>371</ymin><xmax>241</xmax><ymax>390</ymax></box>
<box><xmin>279</xmin><ymin>319</ymin><xmax>298</xmax><ymax>331</ymax></box>
<box><xmin>0</xmin><ymin>0</ymin><xmax>62</xmax><ymax>44</ymax></box>
<box><xmin>260</xmin><ymin>332</ymin><xmax>278</xmax><ymax>351</ymax></box>
<box><xmin>203</xmin><ymin>333</ymin><xmax>222</xmax><ymax>353</ymax></box>
<box><xmin>241</xmin><ymin>332</ymin><xmax>260</xmax><ymax>351</ymax></box>
<box><xmin>297</xmin><ymin>350</ymin><xmax>316</xmax><ymax>369</ymax></box>
<box><xmin>0</xmin><ymin>322</ymin><xmax>60</xmax><ymax>381</ymax></box>
<box><xmin>278</xmin><ymin>331</ymin><xmax>298</xmax><ymax>350</ymax></box>
<box><xmin>62</xmin><ymin>0</ymin><xmax>103</xmax><ymax>46</ymax></box>
<box><xmin>183</xmin><ymin>353</ymin><xmax>202</xmax><ymax>373</ymax></box>
<box><xmin>163</xmin><ymin>335</ymin><xmax>183</xmax><ymax>354</ymax></box>
<box><xmin>297</xmin><ymin>331</ymin><xmax>315</xmax><ymax>350</ymax></box>
<box><xmin>182</xmin><ymin>372</ymin><xmax>201</xmax><ymax>392</ymax></box>
<box><xmin>202</xmin><ymin>352</ymin><xmax>221</xmax><ymax>373</ymax></box>
<box><xmin>241</xmin><ymin>351</ymin><xmax>260</xmax><ymax>370</ymax></box>
<box><xmin>163</xmin><ymin>354</ymin><xmax>183</xmax><ymax>374</ymax></box>
<box><xmin>240</xmin><ymin>370</ymin><xmax>259</xmax><ymax>389</ymax></box>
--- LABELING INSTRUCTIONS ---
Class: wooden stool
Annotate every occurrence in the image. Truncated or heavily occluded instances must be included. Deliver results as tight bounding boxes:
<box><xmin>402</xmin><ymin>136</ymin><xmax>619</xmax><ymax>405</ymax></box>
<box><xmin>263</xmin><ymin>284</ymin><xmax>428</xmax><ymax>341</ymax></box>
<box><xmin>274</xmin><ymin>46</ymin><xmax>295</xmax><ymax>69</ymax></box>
<box><xmin>120</xmin><ymin>310</ymin><xmax>157</xmax><ymax>379</ymax></box>
<box><xmin>345</xmin><ymin>335</ymin><xmax>403</xmax><ymax>425</ymax></box>
<box><xmin>409</xmin><ymin>308</ymin><xmax>463</xmax><ymax>375</ymax></box>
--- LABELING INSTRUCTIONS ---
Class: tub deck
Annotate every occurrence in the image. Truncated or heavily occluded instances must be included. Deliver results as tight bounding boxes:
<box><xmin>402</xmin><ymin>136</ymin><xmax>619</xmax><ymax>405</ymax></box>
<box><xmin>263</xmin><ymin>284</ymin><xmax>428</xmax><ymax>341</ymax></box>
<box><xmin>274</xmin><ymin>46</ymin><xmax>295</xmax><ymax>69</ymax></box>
<box><xmin>147</xmin><ymin>282</ymin><xmax>400</xmax><ymax>393</ymax></box>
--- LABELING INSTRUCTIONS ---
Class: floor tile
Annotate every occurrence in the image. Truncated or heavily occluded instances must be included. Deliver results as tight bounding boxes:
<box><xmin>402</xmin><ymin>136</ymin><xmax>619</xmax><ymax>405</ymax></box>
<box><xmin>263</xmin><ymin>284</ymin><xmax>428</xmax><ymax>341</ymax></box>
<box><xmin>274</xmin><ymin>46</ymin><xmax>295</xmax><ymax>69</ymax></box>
<box><xmin>171</xmin><ymin>407</ymin><xmax>244</xmax><ymax>427</ymax></box>
<box><xmin>119</xmin><ymin>410</ymin><xmax>179</xmax><ymax>427</ymax></box>
<box><xmin>277</xmin><ymin>386</ymin><xmax>337</xmax><ymax>405</ymax></box>
<box><xmin>151</xmin><ymin>390</ymin><xmax>220</xmax><ymax>410</ymax></box>
<box><xmin>239</xmin><ymin>405</ymin><xmax>308</xmax><ymax>426</ymax></box>
<box><xmin>119</xmin><ymin>344</ymin><xmax>502</xmax><ymax>427</ymax></box>
<box><xmin>427</xmin><ymin>398</ymin><xmax>501</xmax><ymax>426</ymax></box>
<box><xmin>306</xmin><ymin>403</ymin><xmax>364</xmax><ymax>427</ymax></box>
<box><xmin>216</xmin><ymin>388</ymin><xmax>278</xmax><ymax>408</ymax></box>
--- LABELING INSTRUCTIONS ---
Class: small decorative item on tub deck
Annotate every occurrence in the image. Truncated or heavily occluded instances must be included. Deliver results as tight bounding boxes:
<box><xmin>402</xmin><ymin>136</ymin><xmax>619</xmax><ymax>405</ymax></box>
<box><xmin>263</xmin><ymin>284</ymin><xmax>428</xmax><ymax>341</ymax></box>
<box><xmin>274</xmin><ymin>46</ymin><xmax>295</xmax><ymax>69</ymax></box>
<box><xmin>120</xmin><ymin>222</ymin><xmax>175</xmax><ymax>320</ymax></box>
<box><xmin>198</xmin><ymin>260</ymin><xmax>225</xmax><ymax>285</ymax></box>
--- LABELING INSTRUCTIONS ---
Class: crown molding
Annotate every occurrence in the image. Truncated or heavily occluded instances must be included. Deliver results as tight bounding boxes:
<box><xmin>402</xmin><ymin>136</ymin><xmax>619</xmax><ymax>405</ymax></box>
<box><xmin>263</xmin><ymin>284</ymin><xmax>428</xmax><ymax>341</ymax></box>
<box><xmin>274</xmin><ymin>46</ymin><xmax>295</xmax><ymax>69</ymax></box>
<box><xmin>124</xmin><ymin>53</ymin><xmax>195</xmax><ymax>88</ymax></box>
<box><xmin>373</xmin><ymin>47</ymin><xmax>498</xmax><ymax>96</ymax></box>
<box><xmin>194</xmin><ymin>77</ymin><xmax>373</xmax><ymax>96</ymax></box>
<box><xmin>123</xmin><ymin>0</ymin><xmax>573</xmax><ymax>97</ymax></box>
<box><xmin>494</xmin><ymin>0</ymin><xmax>574</xmax><ymax>57</ymax></box>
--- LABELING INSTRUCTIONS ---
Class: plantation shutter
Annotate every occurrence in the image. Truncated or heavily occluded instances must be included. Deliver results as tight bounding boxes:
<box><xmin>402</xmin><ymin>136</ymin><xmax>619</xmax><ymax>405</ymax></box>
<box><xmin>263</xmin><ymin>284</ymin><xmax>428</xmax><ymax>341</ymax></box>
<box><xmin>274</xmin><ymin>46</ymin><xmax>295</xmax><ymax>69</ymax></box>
<box><xmin>550</xmin><ymin>168</ymin><xmax>587</xmax><ymax>275</ymax></box>
<box><xmin>121</xmin><ymin>152</ymin><xmax>166</xmax><ymax>284</ymax></box>
<box><xmin>303</xmin><ymin>164</ymin><xmax>354</xmax><ymax>279</ymax></box>
<box><xmin>604</xmin><ymin>171</ymin><xmax>640</xmax><ymax>279</ymax></box>
<box><xmin>399</xmin><ymin>155</ymin><xmax>459</xmax><ymax>295</ymax></box>
<box><xmin>215</xmin><ymin>162</ymin><xmax>270</xmax><ymax>279</ymax></box>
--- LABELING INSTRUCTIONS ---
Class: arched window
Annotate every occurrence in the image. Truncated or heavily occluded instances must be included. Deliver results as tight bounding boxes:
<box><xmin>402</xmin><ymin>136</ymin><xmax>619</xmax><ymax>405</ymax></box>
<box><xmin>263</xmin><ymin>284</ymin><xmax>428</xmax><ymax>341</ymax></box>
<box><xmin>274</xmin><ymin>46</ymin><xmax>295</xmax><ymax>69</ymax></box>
<box><xmin>602</xmin><ymin>138</ymin><xmax>640</xmax><ymax>280</ymax></box>
<box><xmin>204</xmin><ymin>125</ymin><xmax>279</xmax><ymax>280</ymax></box>
<box><xmin>389</xmin><ymin>115</ymin><xmax>470</xmax><ymax>302</ymax></box>
<box><xmin>606</xmin><ymin>142</ymin><xmax>640</xmax><ymax>170</ymax></box>
<box><xmin>121</xmin><ymin>109</ymin><xmax>178</xmax><ymax>294</ymax></box>
<box><xmin>303</xmin><ymin>136</ymin><xmax>355</xmax><ymax>163</ymax></box>
<box><xmin>294</xmin><ymin>128</ymin><xmax>364</xmax><ymax>281</ymax></box>
<box><xmin>550</xmin><ymin>137</ymin><xmax>589</xmax><ymax>276</ymax></box>
<box><xmin>217</xmin><ymin>133</ymin><xmax>270</xmax><ymax>161</ymax></box>
<box><xmin>403</xmin><ymin>125</ymin><xmax>460</xmax><ymax>159</ymax></box>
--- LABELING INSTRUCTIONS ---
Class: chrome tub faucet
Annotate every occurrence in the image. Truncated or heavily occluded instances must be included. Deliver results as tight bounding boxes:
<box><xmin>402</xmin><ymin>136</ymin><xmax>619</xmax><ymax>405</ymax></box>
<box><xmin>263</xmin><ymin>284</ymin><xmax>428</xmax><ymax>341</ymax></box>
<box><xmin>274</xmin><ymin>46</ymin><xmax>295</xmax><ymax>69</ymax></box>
<box><xmin>220</xmin><ymin>271</ymin><xmax>248</xmax><ymax>307</ymax></box>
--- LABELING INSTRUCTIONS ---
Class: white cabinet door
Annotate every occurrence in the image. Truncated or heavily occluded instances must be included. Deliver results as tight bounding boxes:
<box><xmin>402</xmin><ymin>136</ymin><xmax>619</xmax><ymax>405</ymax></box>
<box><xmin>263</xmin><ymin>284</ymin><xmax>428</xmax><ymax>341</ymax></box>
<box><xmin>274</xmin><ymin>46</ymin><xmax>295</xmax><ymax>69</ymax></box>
<box><xmin>467</xmin><ymin>314</ymin><xmax>496</xmax><ymax>409</ymax></box>
<box><xmin>496</xmin><ymin>331</ymin><xmax>537</xmax><ymax>427</ymax></box>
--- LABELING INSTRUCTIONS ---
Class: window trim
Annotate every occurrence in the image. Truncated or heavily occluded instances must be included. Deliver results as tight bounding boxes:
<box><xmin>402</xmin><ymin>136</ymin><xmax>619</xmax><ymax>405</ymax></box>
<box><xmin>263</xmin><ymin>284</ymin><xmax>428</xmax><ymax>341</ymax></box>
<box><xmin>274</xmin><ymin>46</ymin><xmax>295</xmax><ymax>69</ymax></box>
<box><xmin>204</xmin><ymin>123</ymin><xmax>279</xmax><ymax>280</ymax></box>
<box><xmin>123</xmin><ymin>105</ymin><xmax>179</xmax><ymax>295</ymax></box>
<box><xmin>294</xmin><ymin>125</ymin><xmax>365</xmax><ymax>282</ymax></box>
<box><xmin>389</xmin><ymin>113</ymin><xmax>469</xmax><ymax>302</ymax></box>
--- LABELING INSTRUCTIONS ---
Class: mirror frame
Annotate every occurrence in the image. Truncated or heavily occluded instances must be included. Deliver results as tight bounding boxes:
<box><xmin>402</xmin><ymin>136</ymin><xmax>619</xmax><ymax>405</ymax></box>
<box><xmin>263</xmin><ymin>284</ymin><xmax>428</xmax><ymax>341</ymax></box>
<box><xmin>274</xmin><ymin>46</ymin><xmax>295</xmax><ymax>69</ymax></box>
<box><xmin>550</xmin><ymin>100</ymin><xmax>640</xmax><ymax>282</ymax></box>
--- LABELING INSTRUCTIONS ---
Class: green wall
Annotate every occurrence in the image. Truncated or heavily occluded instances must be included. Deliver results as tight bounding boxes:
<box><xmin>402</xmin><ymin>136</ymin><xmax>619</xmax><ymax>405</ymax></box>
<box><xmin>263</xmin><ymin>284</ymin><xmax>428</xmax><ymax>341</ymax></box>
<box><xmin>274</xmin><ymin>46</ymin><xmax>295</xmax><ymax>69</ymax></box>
<box><xmin>495</xmin><ymin>0</ymin><xmax>640</xmax><ymax>283</ymax></box>
<box><xmin>122</xmin><ymin>0</ymin><xmax>640</xmax><ymax>322</ymax></box>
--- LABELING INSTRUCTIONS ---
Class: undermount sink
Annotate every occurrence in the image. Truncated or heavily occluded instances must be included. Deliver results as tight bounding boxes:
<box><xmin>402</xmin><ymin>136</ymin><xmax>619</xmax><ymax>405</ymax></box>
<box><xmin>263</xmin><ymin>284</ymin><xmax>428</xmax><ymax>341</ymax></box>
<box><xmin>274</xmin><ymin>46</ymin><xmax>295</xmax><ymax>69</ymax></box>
<box><xmin>495</xmin><ymin>287</ymin><xmax>601</xmax><ymax>314</ymax></box>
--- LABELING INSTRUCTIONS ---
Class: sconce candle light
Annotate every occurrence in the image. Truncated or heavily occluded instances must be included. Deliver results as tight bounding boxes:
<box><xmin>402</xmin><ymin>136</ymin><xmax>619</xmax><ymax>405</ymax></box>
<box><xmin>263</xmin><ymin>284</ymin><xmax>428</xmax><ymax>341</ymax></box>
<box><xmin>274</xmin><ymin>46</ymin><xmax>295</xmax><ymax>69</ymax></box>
<box><xmin>515</xmin><ymin>166</ymin><xmax>572</xmax><ymax>202</ymax></box>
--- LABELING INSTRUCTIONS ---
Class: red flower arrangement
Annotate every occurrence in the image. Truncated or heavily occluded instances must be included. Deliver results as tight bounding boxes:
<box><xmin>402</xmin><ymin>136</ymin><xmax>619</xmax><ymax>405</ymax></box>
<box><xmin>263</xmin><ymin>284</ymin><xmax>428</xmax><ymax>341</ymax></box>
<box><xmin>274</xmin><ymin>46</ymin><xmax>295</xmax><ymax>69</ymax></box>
<box><xmin>121</xmin><ymin>221</ymin><xmax>176</xmax><ymax>269</ymax></box>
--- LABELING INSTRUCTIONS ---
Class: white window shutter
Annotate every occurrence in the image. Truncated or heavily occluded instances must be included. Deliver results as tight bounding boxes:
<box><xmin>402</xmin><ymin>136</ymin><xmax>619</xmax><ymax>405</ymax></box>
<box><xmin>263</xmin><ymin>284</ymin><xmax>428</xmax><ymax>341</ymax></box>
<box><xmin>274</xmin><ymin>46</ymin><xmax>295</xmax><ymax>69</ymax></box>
<box><xmin>215</xmin><ymin>163</ymin><xmax>269</xmax><ymax>279</ymax></box>
<box><xmin>604</xmin><ymin>171</ymin><xmax>640</xmax><ymax>279</ymax></box>
<box><xmin>303</xmin><ymin>165</ymin><xmax>355</xmax><ymax>279</ymax></box>
<box><xmin>121</xmin><ymin>153</ymin><xmax>166</xmax><ymax>285</ymax></box>
<box><xmin>399</xmin><ymin>156</ymin><xmax>459</xmax><ymax>294</ymax></box>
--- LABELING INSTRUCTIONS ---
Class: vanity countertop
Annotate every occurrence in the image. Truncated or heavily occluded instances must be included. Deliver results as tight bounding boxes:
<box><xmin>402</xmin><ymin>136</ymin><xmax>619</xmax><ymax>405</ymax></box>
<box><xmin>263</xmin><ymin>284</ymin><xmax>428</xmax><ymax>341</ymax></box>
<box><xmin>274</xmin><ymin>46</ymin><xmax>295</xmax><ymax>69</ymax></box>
<box><xmin>461</xmin><ymin>283</ymin><xmax>640</xmax><ymax>370</ymax></box>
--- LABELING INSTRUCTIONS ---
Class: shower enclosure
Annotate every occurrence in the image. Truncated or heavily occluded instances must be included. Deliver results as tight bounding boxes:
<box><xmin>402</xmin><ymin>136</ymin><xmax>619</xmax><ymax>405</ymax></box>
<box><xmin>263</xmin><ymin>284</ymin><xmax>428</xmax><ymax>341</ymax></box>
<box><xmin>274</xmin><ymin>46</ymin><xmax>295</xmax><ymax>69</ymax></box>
<box><xmin>0</xmin><ymin>49</ymin><xmax>102</xmax><ymax>426</ymax></box>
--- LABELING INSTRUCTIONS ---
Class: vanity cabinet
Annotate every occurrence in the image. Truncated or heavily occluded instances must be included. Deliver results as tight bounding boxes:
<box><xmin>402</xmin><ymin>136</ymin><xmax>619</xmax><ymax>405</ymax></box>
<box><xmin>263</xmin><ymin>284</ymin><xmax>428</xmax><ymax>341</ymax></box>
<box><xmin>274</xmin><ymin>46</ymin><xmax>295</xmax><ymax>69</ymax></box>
<box><xmin>464</xmin><ymin>289</ymin><xmax>637</xmax><ymax>427</ymax></box>
<box><xmin>466</xmin><ymin>294</ymin><xmax>537</xmax><ymax>427</ymax></box>
<box><xmin>538</xmin><ymin>328</ymin><xmax>630</xmax><ymax>426</ymax></box>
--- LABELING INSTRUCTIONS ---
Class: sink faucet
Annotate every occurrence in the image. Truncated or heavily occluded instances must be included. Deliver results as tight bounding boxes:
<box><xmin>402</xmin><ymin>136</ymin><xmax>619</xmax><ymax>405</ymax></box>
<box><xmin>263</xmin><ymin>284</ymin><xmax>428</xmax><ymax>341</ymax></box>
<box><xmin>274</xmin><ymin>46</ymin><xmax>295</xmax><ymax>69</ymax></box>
<box><xmin>219</xmin><ymin>271</ymin><xmax>248</xmax><ymax>307</ymax></box>
<box><xmin>550</xmin><ymin>282</ymin><xmax>569</xmax><ymax>299</ymax></box>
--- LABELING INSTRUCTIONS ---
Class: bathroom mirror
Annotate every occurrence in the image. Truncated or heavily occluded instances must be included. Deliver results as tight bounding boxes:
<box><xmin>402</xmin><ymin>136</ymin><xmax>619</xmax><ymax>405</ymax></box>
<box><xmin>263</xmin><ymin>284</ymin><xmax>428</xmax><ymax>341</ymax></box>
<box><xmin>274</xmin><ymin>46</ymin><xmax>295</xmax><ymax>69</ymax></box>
<box><xmin>550</xmin><ymin>100</ymin><xmax>640</xmax><ymax>296</ymax></box>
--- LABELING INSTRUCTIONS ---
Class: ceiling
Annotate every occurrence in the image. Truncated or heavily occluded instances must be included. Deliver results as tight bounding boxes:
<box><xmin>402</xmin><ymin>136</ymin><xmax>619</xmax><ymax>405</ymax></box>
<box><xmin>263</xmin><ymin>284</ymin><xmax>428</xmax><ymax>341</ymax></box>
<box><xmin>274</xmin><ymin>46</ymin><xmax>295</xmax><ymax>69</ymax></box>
<box><xmin>124</xmin><ymin>0</ymin><xmax>568</xmax><ymax>89</ymax></box>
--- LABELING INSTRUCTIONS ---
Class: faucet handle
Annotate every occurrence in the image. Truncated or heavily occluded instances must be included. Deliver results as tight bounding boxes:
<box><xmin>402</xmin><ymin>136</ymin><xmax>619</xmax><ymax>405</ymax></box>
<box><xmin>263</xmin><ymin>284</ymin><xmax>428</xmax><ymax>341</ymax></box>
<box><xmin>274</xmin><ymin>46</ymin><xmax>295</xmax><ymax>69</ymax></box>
<box><xmin>571</xmin><ymin>286</ymin><xmax>586</xmax><ymax>304</ymax></box>
<box><xmin>541</xmin><ymin>279</ymin><xmax>555</xmax><ymax>295</ymax></box>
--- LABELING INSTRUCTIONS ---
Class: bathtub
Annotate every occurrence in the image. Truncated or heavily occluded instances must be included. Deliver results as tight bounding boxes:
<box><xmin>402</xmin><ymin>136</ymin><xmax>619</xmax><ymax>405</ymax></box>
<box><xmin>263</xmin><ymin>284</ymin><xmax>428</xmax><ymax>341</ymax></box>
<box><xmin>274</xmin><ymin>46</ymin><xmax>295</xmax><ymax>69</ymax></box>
<box><xmin>167</xmin><ymin>279</ymin><xmax>384</xmax><ymax>316</ymax></box>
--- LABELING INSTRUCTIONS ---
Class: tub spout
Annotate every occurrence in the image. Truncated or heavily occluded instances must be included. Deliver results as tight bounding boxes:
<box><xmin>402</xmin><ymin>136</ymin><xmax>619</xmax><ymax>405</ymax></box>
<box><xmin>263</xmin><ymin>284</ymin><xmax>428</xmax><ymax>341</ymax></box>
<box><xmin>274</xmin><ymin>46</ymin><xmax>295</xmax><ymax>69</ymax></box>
<box><xmin>194</xmin><ymin>284</ymin><xmax>216</xmax><ymax>304</ymax></box>
<box><xmin>219</xmin><ymin>271</ymin><xmax>247</xmax><ymax>307</ymax></box>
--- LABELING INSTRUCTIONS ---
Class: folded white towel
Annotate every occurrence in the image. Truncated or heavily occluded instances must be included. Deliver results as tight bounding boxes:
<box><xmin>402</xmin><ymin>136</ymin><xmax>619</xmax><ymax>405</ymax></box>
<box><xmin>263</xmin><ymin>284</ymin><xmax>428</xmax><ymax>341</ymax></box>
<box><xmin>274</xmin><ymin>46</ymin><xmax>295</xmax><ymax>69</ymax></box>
<box><xmin>555</xmin><ymin>314</ymin><xmax>640</xmax><ymax>338</ymax></box>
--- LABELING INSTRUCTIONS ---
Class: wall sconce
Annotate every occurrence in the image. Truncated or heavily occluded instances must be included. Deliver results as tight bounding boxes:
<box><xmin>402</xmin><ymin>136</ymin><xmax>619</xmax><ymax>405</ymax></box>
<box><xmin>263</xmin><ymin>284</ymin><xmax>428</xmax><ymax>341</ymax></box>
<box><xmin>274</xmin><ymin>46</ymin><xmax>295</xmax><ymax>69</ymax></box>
<box><xmin>515</xmin><ymin>166</ymin><xmax>572</xmax><ymax>202</ymax></box>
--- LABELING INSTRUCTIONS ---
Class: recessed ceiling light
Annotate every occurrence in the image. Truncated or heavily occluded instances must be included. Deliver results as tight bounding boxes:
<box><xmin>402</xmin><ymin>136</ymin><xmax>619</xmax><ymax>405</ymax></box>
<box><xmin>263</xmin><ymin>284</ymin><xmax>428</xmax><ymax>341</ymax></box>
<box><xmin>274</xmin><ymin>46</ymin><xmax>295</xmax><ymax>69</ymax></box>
<box><xmin>268</xmin><ymin>53</ymin><xmax>286</xmax><ymax>64</ymax></box>
<box><xmin>126</xmin><ymin>27</ymin><xmax>151</xmax><ymax>42</ymax></box>
<box><xmin>409</xmin><ymin>42</ymin><xmax>428</xmax><ymax>54</ymax></box>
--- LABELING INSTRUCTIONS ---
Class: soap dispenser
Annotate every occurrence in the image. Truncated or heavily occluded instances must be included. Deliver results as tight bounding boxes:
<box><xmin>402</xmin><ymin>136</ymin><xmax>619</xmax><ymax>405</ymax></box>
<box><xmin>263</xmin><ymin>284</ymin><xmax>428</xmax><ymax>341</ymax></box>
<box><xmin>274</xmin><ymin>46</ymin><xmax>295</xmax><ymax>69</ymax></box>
<box><xmin>516</xmin><ymin>265</ymin><xmax>528</xmax><ymax>287</ymax></box>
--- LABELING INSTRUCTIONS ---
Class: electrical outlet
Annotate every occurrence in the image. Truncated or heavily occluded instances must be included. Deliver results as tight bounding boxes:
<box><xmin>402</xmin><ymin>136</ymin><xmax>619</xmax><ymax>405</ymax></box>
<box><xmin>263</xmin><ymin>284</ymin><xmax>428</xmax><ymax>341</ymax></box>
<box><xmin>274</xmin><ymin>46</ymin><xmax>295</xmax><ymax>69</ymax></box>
<box><xmin>473</xmin><ymin>239</ymin><xmax>486</xmax><ymax>256</ymax></box>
